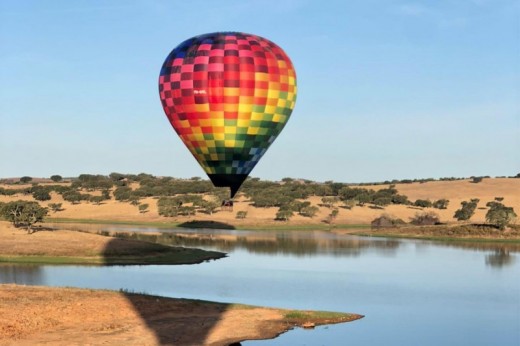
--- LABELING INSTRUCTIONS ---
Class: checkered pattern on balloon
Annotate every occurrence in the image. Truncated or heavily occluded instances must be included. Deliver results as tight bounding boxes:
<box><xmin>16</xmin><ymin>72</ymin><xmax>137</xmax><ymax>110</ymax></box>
<box><xmin>159</xmin><ymin>32</ymin><xmax>297</xmax><ymax>196</ymax></box>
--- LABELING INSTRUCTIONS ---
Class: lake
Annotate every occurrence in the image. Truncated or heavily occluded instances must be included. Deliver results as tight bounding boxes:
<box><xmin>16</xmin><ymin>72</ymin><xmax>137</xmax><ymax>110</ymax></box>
<box><xmin>1</xmin><ymin>225</ymin><xmax>519</xmax><ymax>345</ymax></box>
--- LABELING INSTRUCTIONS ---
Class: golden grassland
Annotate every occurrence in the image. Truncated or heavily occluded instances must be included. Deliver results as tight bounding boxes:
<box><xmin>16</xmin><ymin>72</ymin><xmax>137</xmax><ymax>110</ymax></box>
<box><xmin>1</xmin><ymin>178</ymin><xmax>519</xmax><ymax>227</ymax></box>
<box><xmin>0</xmin><ymin>284</ymin><xmax>362</xmax><ymax>346</ymax></box>
<box><xmin>0</xmin><ymin>217</ymin><xmax>361</xmax><ymax>345</ymax></box>
<box><xmin>0</xmin><ymin>221</ymin><xmax>225</xmax><ymax>264</ymax></box>
<box><xmin>1</xmin><ymin>178</ymin><xmax>517</xmax><ymax>345</ymax></box>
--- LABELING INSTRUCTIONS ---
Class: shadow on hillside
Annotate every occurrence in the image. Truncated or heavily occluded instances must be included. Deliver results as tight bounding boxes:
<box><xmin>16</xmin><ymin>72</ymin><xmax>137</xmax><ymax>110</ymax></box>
<box><xmin>177</xmin><ymin>220</ymin><xmax>236</xmax><ymax>230</ymax></box>
<box><xmin>101</xmin><ymin>238</ymin><xmax>238</xmax><ymax>346</ymax></box>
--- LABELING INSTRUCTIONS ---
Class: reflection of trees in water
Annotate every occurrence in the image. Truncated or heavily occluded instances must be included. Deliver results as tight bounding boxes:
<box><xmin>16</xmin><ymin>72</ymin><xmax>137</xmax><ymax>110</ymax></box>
<box><xmin>485</xmin><ymin>249</ymin><xmax>515</xmax><ymax>268</ymax></box>
<box><xmin>110</xmin><ymin>231</ymin><xmax>400</xmax><ymax>257</ymax></box>
<box><xmin>50</xmin><ymin>222</ymin><xmax>518</xmax><ymax>266</ymax></box>
<box><xmin>437</xmin><ymin>242</ymin><xmax>520</xmax><ymax>253</ymax></box>
<box><xmin>424</xmin><ymin>241</ymin><xmax>519</xmax><ymax>269</ymax></box>
<box><xmin>0</xmin><ymin>265</ymin><xmax>43</xmax><ymax>284</ymax></box>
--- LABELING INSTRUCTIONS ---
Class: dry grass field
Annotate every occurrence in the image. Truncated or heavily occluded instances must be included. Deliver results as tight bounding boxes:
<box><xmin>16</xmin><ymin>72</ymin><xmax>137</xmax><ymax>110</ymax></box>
<box><xmin>0</xmin><ymin>217</ymin><xmax>360</xmax><ymax>345</ymax></box>
<box><xmin>1</xmin><ymin>178</ymin><xmax>519</xmax><ymax>227</ymax></box>
<box><xmin>0</xmin><ymin>284</ymin><xmax>361</xmax><ymax>346</ymax></box>
<box><xmin>0</xmin><ymin>221</ymin><xmax>223</xmax><ymax>264</ymax></box>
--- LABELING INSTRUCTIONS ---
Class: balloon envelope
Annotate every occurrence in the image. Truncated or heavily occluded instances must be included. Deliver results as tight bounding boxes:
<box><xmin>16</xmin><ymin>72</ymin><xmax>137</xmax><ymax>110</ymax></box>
<box><xmin>159</xmin><ymin>32</ymin><xmax>297</xmax><ymax>197</ymax></box>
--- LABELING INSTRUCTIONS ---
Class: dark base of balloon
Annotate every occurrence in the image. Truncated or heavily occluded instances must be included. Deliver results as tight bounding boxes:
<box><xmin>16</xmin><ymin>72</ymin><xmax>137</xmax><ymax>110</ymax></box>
<box><xmin>208</xmin><ymin>174</ymin><xmax>248</xmax><ymax>198</ymax></box>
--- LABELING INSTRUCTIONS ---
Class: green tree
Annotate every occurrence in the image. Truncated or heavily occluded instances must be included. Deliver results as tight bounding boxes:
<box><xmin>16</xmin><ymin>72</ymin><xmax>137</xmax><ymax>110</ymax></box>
<box><xmin>414</xmin><ymin>199</ymin><xmax>432</xmax><ymax>208</ymax></box>
<box><xmin>373</xmin><ymin>197</ymin><xmax>392</xmax><ymax>208</ymax></box>
<box><xmin>300</xmin><ymin>205</ymin><xmax>319</xmax><ymax>218</ymax></box>
<box><xmin>199</xmin><ymin>200</ymin><xmax>220</xmax><ymax>215</ymax></box>
<box><xmin>178</xmin><ymin>206</ymin><xmax>196</xmax><ymax>216</ymax></box>
<box><xmin>486</xmin><ymin>203</ymin><xmax>517</xmax><ymax>230</ymax></box>
<box><xmin>454</xmin><ymin>200</ymin><xmax>478</xmax><ymax>221</ymax></box>
<box><xmin>62</xmin><ymin>190</ymin><xmax>84</xmax><ymax>204</ymax></box>
<box><xmin>249</xmin><ymin>189</ymin><xmax>294</xmax><ymax>208</ymax></box>
<box><xmin>236</xmin><ymin>211</ymin><xmax>248</xmax><ymax>219</ymax></box>
<box><xmin>275</xmin><ymin>208</ymin><xmax>293</xmax><ymax>221</ymax></box>
<box><xmin>20</xmin><ymin>176</ymin><xmax>32</xmax><ymax>183</ymax></box>
<box><xmin>32</xmin><ymin>189</ymin><xmax>51</xmax><ymax>201</ymax></box>
<box><xmin>432</xmin><ymin>199</ymin><xmax>449</xmax><ymax>209</ymax></box>
<box><xmin>89</xmin><ymin>196</ymin><xmax>106</xmax><ymax>205</ymax></box>
<box><xmin>321</xmin><ymin>196</ymin><xmax>339</xmax><ymax>208</ymax></box>
<box><xmin>356</xmin><ymin>193</ymin><xmax>372</xmax><ymax>206</ymax></box>
<box><xmin>129</xmin><ymin>196</ymin><xmax>141</xmax><ymax>206</ymax></box>
<box><xmin>73</xmin><ymin>174</ymin><xmax>114</xmax><ymax>190</ymax></box>
<box><xmin>342</xmin><ymin>199</ymin><xmax>356</xmax><ymax>210</ymax></box>
<box><xmin>101</xmin><ymin>189</ymin><xmax>111</xmax><ymax>200</ymax></box>
<box><xmin>291</xmin><ymin>201</ymin><xmax>311</xmax><ymax>213</ymax></box>
<box><xmin>339</xmin><ymin>187</ymin><xmax>373</xmax><ymax>202</ymax></box>
<box><xmin>138</xmin><ymin>203</ymin><xmax>149</xmax><ymax>214</ymax></box>
<box><xmin>114</xmin><ymin>186</ymin><xmax>133</xmax><ymax>201</ymax></box>
<box><xmin>48</xmin><ymin>203</ymin><xmax>63</xmax><ymax>213</ymax></box>
<box><xmin>391</xmin><ymin>194</ymin><xmax>410</xmax><ymax>205</ymax></box>
<box><xmin>50</xmin><ymin>175</ymin><xmax>63</xmax><ymax>182</ymax></box>
<box><xmin>323</xmin><ymin>208</ymin><xmax>339</xmax><ymax>225</ymax></box>
<box><xmin>109</xmin><ymin>172</ymin><xmax>126</xmax><ymax>182</ymax></box>
<box><xmin>0</xmin><ymin>200</ymin><xmax>48</xmax><ymax>233</ymax></box>
<box><xmin>471</xmin><ymin>176</ymin><xmax>483</xmax><ymax>183</ymax></box>
<box><xmin>157</xmin><ymin>197</ymin><xmax>183</xmax><ymax>217</ymax></box>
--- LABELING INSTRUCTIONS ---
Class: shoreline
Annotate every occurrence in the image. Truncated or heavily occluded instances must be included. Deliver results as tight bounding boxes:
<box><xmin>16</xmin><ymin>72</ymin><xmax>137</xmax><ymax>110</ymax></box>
<box><xmin>0</xmin><ymin>284</ymin><xmax>363</xmax><ymax>345</ymax></box>
<box><xmin>0</xmin><ymin>222</ymin><xmax>364</xmax><ymax>345</ymax></box>
<box><xmin>44</xmin><ymin>217</ymin><xmax>370</xmax><ymax>231</ymax></box>
<box><xmin>0</xmin><ymin>222</ymin><xmax>226</xmax><ymax>265</ymax></box>
<box><xmin>44</xmin><ymin>217</ymin><xmax>520</xmax><ymax>243</ymax></box>
<box><xmin>348</xmin><ymin>224</ymin><xmax>520</xmax><ymax>243</ymax></box>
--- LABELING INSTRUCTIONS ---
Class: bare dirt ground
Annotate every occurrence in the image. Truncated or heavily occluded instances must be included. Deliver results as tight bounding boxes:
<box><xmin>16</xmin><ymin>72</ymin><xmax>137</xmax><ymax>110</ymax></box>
<box><xmin>0</xmin><ymin>284</ymin><xmax>361</xmax><ymax>346</ymax></box>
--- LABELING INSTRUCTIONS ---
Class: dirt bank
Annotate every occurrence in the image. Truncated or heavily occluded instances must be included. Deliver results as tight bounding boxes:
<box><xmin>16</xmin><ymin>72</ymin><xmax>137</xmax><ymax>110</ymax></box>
<box><xmin>0</xmin><ymin>221</ymin><xmax>224</xmax><ymax>264</ymax></box>
<box><xmin>0</xmin><ymin>285</ymin><xmax>362</xmax><ymax>346</ymax></box>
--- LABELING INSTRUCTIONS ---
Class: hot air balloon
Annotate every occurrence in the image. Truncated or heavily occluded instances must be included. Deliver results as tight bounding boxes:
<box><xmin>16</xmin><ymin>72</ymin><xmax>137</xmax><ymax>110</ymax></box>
<box><xmin>158</xmin><ymin>32</ymin><xmax>297</xmax><ymax>198</ymax></box>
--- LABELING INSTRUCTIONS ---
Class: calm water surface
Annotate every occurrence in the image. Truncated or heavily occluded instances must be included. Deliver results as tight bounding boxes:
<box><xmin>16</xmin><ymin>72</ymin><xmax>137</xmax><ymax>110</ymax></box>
<box><xmin>1</xmin><ymin>225</ymin><xmax>519</xmax><ymax>346</ymax></box>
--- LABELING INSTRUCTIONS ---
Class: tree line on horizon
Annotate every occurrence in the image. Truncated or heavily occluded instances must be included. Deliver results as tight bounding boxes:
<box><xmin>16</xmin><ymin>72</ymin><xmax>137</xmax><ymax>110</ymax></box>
<box><xmin>3</xmin><ymin>171</ymin><xmax>520</xmax><ymax>187</ymax></box>
<box><xmin>0</xmin><ymin>172</ymin><xmax>518</xmax><ymax>232</ymax></box>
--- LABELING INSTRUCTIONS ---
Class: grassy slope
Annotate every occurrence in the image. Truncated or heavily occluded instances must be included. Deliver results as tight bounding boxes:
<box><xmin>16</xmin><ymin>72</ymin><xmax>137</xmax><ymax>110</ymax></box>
<box><xmin>0</xmin><ymin>221</ymin><xmax>225</xmax><ymax>265</ymax></box>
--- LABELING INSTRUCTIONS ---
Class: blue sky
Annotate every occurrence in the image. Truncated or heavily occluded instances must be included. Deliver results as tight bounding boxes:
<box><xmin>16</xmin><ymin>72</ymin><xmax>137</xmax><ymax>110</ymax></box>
<box><xmin>1</xmin><ymin>0</ymin><xmax>518</xmax><ymax>182</ymax></box>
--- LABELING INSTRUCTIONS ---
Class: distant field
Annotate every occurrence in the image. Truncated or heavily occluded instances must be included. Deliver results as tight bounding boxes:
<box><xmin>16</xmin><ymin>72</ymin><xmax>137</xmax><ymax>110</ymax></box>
<box><xmin>1</xmin><ymin>178</ymin><xmax>518</xmax><ymax>227</ymax></box>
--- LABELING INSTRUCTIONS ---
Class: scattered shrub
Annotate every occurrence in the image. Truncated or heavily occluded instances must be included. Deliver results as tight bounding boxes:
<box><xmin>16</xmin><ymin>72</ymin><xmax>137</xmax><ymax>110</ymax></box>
<box><xmin>410</xmin><ymin>211</ymin><xmax>440</xmax><ymax>225</ymax></box>
<box><xmin>236</xmin><ymin>211</ymin><xmax>247</xmax><ymax>219</ymax></box>
<box><xmin>275</xmin><ymin>209</ymin><xmax>294</xmax><ymax>221</ymax></box>
<box><xmin>414</xmin><ymin>199</ymin><xmax>432</xmax><ymax>208</ymax></box>
<box><xmin>48</xmin><ymin>203</ymin><xmax>63</xmax><ymax>212</ymax></box>
<box><xmin>300</xmin><ymin>205</ymin><xmax>319</xmax><ymax>218</ymax></box>
<box><xmin>371</xmin><ymin>214</ymin><xmax>406</xmax><ymax>228</ymax></box>
<box><xmin>486</xmin><ymin>203</ymin><xmax>517</xmax><ymax>230</ymax></box>
<box><xmin>454</xmin><ymin>200</ymin><xmax>478</xmax><ymax>221</ymax></box>
<box><xmin>138</xmin><ymin>203</ymin><xmax>149</xmax><ymax>214</ymax></box>
<box><xmin>432</xmin><ymin>199</ymin><xmax>449</xmax><ymax>209</ymax></box>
